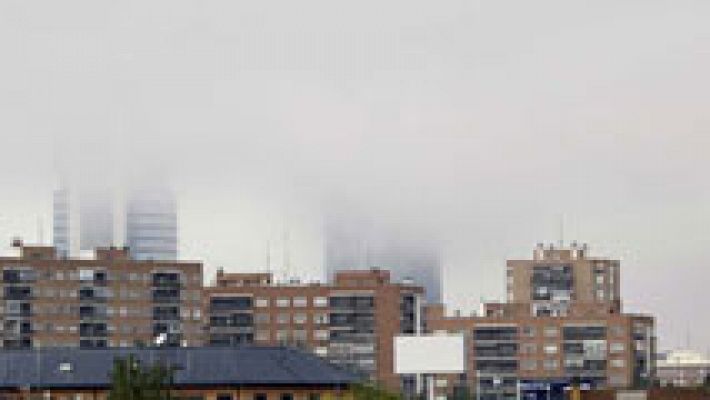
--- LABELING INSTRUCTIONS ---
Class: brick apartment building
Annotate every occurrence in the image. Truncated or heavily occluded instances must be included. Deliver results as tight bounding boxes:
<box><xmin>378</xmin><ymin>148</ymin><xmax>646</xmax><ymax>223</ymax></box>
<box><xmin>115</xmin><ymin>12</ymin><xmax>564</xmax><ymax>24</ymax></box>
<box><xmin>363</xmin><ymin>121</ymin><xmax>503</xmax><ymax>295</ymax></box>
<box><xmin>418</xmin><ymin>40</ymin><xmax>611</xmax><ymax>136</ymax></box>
<box><xmin>1</xmin><ymin>239</ymin><xmax>658</xmax><ymax>399</ymax></box>
<box><xmin>0</xmin><ymin>241</ymin><xmax>203</xmax><ymax>349</ymax></box>
<box><xmin>425</xmin><ymin>243</ymin><xmax>655</xmax><ymax>400</ymax></box>
<box><xmin>204</xmin><ymin>268</ymin><xmax>424</xmax><ymax>391</ymax></box>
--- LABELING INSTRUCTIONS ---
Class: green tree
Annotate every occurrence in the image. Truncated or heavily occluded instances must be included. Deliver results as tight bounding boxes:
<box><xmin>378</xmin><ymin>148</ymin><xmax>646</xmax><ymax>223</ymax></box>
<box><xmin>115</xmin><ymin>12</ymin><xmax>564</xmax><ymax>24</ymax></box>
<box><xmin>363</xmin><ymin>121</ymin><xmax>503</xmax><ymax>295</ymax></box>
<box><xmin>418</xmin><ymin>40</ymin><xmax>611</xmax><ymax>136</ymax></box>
<box><xmin>107</xmin><ymin>355</ymin><xmax>174</xmax><ymax>400</ymax></box>
<box><xmin>352</xmin><ymin>382</ymin><xmax>400</xmax><ymax>400</ymax></box>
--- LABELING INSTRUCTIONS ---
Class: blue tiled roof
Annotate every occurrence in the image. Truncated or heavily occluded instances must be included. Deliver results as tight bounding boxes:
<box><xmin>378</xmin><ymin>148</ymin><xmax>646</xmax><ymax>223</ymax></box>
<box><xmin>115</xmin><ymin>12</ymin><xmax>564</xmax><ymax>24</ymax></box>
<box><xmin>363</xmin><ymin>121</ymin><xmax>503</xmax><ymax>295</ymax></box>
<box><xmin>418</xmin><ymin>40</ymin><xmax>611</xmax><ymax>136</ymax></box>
<box><xmin>0</xmin><ymin>347</ymin><xmax>359</xmax><ymax>389</ymax></box>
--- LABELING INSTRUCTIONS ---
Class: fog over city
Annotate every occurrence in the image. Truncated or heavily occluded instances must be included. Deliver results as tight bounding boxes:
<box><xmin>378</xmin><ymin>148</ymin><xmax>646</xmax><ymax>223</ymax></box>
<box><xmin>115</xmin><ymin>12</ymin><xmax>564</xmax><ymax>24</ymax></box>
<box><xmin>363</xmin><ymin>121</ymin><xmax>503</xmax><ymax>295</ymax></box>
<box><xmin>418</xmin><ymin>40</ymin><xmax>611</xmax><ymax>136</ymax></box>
<box><xmin>1</xmin><ymin>1</ymin><xmax>710</xmax><ymax>351</ymax></box>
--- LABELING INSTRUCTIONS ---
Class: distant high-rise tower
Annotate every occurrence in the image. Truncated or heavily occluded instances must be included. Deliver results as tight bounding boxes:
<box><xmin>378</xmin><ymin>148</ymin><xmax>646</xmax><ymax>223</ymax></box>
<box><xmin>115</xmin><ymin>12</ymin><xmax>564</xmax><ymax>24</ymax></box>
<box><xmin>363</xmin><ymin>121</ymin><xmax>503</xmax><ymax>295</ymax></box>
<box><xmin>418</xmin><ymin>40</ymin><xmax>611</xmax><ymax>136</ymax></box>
<box><xmin>52</xmin><ymin>184</ymin><xmax>115</xmax><ymax>258</ymax></box>
<box><xmin>125</xmin><ymin>187</ymin><xmax>178</xmax><ymax>261</ymax></box>
<box><xmin>324</xmin><ymin>215</ymin><xmax>442</xmax><ymax>303</ymax></box>
<box><xmin>52</xmin><ymin>187</ymin><xmax>71</xmax><ymax>257</ymax></box>
<box><xmin>52</xmin><ymin>182</ymin><xmax>177</xmax><ymax>260</ymax></box>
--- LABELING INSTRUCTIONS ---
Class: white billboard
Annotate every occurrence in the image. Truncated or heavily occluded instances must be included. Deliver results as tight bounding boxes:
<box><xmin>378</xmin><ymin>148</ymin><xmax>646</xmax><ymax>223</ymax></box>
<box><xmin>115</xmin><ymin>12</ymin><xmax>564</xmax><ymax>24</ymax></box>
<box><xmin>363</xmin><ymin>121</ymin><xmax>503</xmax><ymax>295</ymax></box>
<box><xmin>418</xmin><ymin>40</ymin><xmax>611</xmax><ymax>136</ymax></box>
<box><xmin>394</xmin><ymin>334</ymin><xmax>465</xmax><ymax>374</ymax></box>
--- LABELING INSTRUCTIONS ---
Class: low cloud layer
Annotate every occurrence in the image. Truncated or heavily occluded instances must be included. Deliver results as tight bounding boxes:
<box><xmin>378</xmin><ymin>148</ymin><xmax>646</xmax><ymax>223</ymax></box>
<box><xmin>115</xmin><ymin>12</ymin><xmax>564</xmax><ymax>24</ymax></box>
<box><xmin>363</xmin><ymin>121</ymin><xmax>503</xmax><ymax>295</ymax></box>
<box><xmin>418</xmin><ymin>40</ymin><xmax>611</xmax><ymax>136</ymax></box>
<box><xmin>1</xmin><ymin>0</ymin><xmax>710</xmax><ymax>350</ymax></box>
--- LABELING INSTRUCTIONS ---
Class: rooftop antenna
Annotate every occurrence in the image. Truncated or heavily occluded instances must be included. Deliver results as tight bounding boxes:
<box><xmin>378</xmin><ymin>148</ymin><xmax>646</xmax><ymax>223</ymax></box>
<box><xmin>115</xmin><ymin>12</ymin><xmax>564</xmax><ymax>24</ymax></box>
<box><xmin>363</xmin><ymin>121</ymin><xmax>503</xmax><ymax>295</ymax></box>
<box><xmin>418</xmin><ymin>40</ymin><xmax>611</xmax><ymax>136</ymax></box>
<box><xmin>559</xmin><ymin>213</ymin><xmax>565</xmax><ymax>248</ymax></box>
<box><xmin>282</xmin><ymin>227</ymin><xmax>290</xmax><ymax>281</ymax></box>
<box><xmin>37</xmin><ymin>216</ymin><xmax>45</xmax><ymax>245</ymax></box>
<box><xmin>362</xmin><ymin>238</ymin><xmax>370</xmax><ymax>268</ymax></box>
<box><xmin>266</xmin><ymin>240</ymin><xmax>271</xmax><ymax>274</ymax></box>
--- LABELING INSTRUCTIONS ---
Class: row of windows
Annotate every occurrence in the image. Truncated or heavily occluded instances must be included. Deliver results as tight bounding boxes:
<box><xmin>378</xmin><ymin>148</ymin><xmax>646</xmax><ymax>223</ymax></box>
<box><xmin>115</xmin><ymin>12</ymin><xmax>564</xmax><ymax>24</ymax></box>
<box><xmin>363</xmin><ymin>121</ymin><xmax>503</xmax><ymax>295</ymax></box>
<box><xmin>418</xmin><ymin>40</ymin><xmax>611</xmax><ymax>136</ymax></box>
<box><xmin>9</xmin><ymin>287</ymin><xmax>202</xmax><ymax>302</ymax></box>
<box><xmin>3</xmin><ymin>269</ymin><xmax>200</xmax><ymax>284</ymax></box>
<box><xmin>254</xmin><ymin>329</ymin><xmax>330</xmax><ymax>341</ymax></box>
<box><xmin>6</xmin><ymin>322</ymin><xmax>203</xmax><ymax>335</ymax></box>
<box><xmin>518</xmin><ymin>342</ymin><xmax>625</xmax><ymax>355</ymax></box>
<box><xmin>36</xmin><ymin>392</ymin><xmax>322</xmax><ymax>400</ymax></box>
<box><xmin>4</xmin><ymin>305</ymin><xmax>203</xmax><ymax>320</ymax></box>
<box><xmin>254</xmin><ymin>297</ymin><xmax>329</xmax><ymax>308</ymax></box>
<box><xmin>254</xmin><ymin>313</ymin><xmax>329</xmax><ymax>325</ymax></box>
<box><xmin>519</xmin><ymin>358</ymin><xmax>625</xmax><ymax>371</ymax></box>
<box><xmin>519</xmin><ymin>325</ymin><xmax>625</xmax><ymax>338</ymax></box>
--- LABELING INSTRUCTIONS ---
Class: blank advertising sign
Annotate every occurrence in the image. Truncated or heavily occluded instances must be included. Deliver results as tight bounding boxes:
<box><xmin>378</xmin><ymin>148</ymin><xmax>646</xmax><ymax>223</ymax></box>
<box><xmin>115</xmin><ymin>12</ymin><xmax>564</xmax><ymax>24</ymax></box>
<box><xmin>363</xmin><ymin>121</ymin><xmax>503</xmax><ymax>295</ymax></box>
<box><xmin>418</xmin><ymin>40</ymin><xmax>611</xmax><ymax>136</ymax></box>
<box><xmin>394</xmin><ymin>334</ymin><xmax>465</xmax><ymax>374</ymax></box>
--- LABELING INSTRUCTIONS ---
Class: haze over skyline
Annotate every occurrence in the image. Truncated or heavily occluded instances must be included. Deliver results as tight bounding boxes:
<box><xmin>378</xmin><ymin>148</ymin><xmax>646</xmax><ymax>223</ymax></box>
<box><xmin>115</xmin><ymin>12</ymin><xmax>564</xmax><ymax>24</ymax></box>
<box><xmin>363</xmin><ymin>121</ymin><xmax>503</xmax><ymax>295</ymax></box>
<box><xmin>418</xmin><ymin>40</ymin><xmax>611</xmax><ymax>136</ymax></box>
<box><xmin>1</xmin><ymin>0</ymin><xmax>710</xmax><ymax>352</ymax></box>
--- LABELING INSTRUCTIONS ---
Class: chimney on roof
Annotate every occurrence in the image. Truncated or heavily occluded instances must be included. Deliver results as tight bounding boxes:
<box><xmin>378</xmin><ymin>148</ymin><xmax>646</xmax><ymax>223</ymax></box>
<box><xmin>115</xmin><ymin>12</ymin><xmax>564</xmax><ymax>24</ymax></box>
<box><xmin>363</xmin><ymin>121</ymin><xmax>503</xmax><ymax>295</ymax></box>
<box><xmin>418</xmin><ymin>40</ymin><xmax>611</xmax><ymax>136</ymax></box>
<box><xmin>11</xmin><ymin>237</ymin><xmax>23</xmax><ymax>248</ymax></box>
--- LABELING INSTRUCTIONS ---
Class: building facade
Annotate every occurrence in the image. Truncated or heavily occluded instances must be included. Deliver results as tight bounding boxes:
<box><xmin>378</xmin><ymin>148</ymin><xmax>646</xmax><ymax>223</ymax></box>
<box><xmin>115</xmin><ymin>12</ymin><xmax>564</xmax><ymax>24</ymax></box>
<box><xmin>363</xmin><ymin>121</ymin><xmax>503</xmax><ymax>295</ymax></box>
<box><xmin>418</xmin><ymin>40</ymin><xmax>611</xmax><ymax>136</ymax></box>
<box><xmin>0</xmin><ymin>241</ymin><xmax>203</xmax><ymax>349</ymax></box>
<box><xmin>656</xmin><ymin>349</ymin><xmax>710</xmax><ymax>387</ymax></box>
<box><xmin>205</xmin><ymin>268</ymin><xmax>424</xmax><ymax>391</ymax></box>
<box><xmin>425</xmin><ymin>244</ymin><xmax>655</xmax><ymax>400</ymax></box>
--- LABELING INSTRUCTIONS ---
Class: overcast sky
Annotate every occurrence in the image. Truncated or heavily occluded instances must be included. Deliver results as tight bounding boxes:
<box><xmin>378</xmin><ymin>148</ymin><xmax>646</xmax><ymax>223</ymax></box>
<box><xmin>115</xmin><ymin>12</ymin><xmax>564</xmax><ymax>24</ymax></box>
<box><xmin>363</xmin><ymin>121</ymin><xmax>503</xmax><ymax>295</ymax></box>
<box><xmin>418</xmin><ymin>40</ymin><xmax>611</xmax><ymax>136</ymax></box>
<box><xmin>1</xmin><ymin>0</ymin><xmax>709</xmax><ymax>351</ymax></box>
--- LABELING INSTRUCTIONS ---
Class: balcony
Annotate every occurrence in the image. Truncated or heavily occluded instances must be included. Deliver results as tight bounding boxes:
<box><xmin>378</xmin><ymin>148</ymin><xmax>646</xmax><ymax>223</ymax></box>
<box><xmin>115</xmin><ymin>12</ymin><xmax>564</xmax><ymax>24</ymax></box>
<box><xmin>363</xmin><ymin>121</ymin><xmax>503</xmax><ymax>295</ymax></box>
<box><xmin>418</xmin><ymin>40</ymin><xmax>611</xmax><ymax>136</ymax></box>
<box><xmin>79</xmin><ymin>307</ymin><xmax>108</xmax><ymax>320</ymax></box>
<box><xmin>152</xmin><ymin>273</ymin><xmax>182</xmax><ymax>288</ymax></box>
<box><xmin>2</xmin><ymin>270</ymin><xmax>37</xmax><ymax>283</ymax></box>
<box><xmin>3</xmin><ymin>287</ymin><xmax>33</xmax><ymax>301</ymax></box>
<box><xmin>79</xmin><ymin>324</ymin><xmax>109</xmax><ymax>337</ymax></box>
<box><xmin>79</xmin><ymin>289</ymin><xmax>109</xmax><ymax>302</ymax></box>
<box><xmin>153</xmin><ymin>306</ymin><xmax>181</xmax><ymax>321</ymax></box>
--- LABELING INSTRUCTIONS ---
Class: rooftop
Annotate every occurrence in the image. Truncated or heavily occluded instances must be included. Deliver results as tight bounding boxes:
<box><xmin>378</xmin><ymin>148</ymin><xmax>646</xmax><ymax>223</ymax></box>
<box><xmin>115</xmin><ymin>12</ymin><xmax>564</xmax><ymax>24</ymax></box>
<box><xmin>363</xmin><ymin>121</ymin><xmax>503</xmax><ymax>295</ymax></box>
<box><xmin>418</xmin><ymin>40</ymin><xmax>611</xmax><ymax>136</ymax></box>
<box><xmin>0</xmin><ymin>347</ymin><xmax>359</xmax><ymax>389</ymax></box>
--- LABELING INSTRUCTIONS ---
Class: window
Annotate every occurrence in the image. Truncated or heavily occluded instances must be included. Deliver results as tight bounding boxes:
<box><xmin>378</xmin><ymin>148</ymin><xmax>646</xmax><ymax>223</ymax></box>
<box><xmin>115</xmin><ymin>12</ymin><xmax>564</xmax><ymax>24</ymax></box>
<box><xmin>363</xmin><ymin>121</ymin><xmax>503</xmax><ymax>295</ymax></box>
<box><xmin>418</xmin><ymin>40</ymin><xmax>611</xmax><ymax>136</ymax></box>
<box><xmin>522</xmin><ymin>326</ymin><xmax>536</xmax><ymax>338</ymax></box>
<box><xmin>308</xmin><ymin>394</ymin><xmax>321</xmax><ymax>400</ymax></box>
<box><xmin>520</xmin><ymin>343</ymin><xmax>537</xmax><ymax>354</ymax></box>
<box><xmin>595</xmin><ymin>275</ymin><xmax>605</xmax><ymax>284</ymax></box>
<box><xmin>58</xmin><ymin>362</ymin><xmax>72</xmax><ymax>372</ymax></box>
<box><xmin>313</xmin><ymin>313</ymin><xmax>328</xmax><ymax>324</ymax></box>
<box><xmin>217</xmin><ymin>394</ymin><xmax>232</xmax><ymax>400</ymax></box>
<box><xmin>609</xmin><ymin>374</ymin><xmax>626</xmax><ymax>387</ymax></box>
<box><xmin>314</xmin><ymin>347</ymin><xmax>328</xmax><ymax>357</ymax></box>
<box><xmin>255</xmin><ymin>313</ymin><xmax>270</xmax><ymax>324</ymax></box>
<box><xmin>543</xmin><ymin>326</ymin><xmax>559</xmax><ymax>338</ymax></box>
<box><xmin>276</xmin><ymin>330</ymin><xmax>289</xmax><ymax>341</ymax></box>
<box><xmin>596</xmin><ymin>289</ymin><xmax>605</xmax><ymax>300</ymax></box>
<box><xmin>313</xmin><ymin>297</ymin><xmax>328</xmax><ymax>307</ymax></box>
<box><xmin>314</xmin><ymin>330</ymin><xmax>329</xmax><ymax>340</ymax></box>
<box><xmin>543</xmin><ymin>359</ymin><xmax>559</xmax><ymax>370</ymax></box>
<box><xmin>253</xmin><ymin>394</ymin><xmax>267</xmax><ymax>400</ymax></box>
<box><xmin>255</xmin><ymin>298</ymin><xmax>269</xmax><ymax>308</ymax></box>
<box><xmin>280</xmin><ymin>394</ymin><xmax>293</xmax><ymax>400</ymax></box>
<box><xmin>521</xmin><ymin>360</ymin><xmax>537</xmax><ymax>371</ymax></box>
<box><xmin>435</xmin><ymin>379</ymin><xmax>448</xmax><ymax>388</ymax></box>
<box><xmin>276</xmin><ymin>297</ymin><xmax>290</xmax><ymax>307</ymax></box>
<box><xmin>610</xmin><ymin>359</ymin><xmax>625</xmax><ymax>368</ymax></box>
<box><xmin>293</xmin><ymin>297</ymin><xmax>308</xmax><ymax>307</ymax></box>
<box><xmin>610</xmin><ymin>342</ymin><xmax>625</xmax><ymax>353</ymax></box>
<box><xmin>293</xmin><ymin>330</ymin><xmax>307</xmax><ymax>342</ymax></box>
<box><xmin>543</xmin><ymin>344</ymin><xmax>558</xmax><ymax>354</ymax></box>
<box><xmin>79</xmin><ymin>269</ymin><xmax>94</xmax><ymax>281</ymax></box>
<box><xmin>277</xmin><ymin>314</ymin><xmax>290</xmax><ymax>324</ymax></box>
<box><xmin>293</xmin><ymin>313</ymin><xmax>308</xmax><ymax>325</ymax></box>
